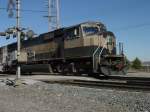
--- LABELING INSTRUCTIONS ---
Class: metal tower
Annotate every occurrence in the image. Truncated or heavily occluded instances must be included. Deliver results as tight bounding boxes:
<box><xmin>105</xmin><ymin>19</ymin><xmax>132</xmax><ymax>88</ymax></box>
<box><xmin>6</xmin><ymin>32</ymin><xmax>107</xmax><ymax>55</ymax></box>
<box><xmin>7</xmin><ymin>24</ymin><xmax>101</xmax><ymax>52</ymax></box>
<box><xmin>45</xmin><ymin>0</ymin><xmax>60</xmax><ymax>31</ymax></box>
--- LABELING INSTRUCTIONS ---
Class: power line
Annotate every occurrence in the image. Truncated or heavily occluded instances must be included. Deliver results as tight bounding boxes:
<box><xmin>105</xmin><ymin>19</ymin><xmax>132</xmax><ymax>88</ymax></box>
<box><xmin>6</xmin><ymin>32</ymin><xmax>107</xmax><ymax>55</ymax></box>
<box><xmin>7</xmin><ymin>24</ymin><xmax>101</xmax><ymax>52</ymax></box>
<box><xmin>0</xmin><ymin>7</ymin><xmax>47</xmax><ymax>13</ymax></box>
<box><xmin>114</xmin><ymin>23</ymin><xmax>150</xmax><ymax>31</ymax></box>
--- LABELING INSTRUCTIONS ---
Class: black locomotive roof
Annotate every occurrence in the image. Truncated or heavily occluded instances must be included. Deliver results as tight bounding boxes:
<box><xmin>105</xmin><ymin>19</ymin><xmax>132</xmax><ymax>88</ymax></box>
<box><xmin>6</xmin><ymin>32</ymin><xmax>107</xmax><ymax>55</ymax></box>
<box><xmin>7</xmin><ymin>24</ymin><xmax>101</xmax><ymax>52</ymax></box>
<box><xmin>1</xmin><ymin>28</ymin><xmax>65</xmax><ymax>49</ymax></box>
<box><xmin>39</xmin><ymin>28</ymin><xmax>64</xmax><ymax>38</ymax></box>
<box><xmin>0</xmin><ymin>21</ymin><xmax>106</xmax><ymax>49</ymax></box>
<box><xmin>64</xmin><ymin>21</ymin><xmax>105</xmax><ymax>30</ymax></box>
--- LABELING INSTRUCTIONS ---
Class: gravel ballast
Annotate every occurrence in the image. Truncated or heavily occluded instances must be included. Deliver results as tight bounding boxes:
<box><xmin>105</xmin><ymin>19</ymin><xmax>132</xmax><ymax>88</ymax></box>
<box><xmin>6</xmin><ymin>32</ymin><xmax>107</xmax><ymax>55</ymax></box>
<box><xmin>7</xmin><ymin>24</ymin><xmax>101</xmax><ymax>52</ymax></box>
<box><xmin>0</xmin><ymin>82</ymin><xmax>150</xmax><ymax>112</ymax></box>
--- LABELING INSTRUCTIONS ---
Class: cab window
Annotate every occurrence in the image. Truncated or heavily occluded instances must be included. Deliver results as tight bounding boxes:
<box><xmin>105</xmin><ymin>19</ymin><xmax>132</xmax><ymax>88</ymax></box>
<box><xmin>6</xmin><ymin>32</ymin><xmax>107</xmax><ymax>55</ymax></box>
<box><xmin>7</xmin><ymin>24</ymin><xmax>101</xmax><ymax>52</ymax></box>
<box><xmin>107</xmin><ymin>36</ymin><xmax>113</xmax><ymax>45</ymax></box>
<box><xmin>66</xmin><ymin>27</ymin><xmax>80</xmax><ymax>40</ymax></box>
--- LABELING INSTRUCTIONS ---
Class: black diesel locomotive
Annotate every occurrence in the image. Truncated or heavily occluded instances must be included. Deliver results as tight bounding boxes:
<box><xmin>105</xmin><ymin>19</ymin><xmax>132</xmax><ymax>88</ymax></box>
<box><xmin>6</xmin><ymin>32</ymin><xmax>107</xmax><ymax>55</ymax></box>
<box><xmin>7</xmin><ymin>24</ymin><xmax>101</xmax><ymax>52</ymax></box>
<box><xmin>0</xmin><ymin>21</ymin><xmax>127</xmax><ymax>76</ymax></box>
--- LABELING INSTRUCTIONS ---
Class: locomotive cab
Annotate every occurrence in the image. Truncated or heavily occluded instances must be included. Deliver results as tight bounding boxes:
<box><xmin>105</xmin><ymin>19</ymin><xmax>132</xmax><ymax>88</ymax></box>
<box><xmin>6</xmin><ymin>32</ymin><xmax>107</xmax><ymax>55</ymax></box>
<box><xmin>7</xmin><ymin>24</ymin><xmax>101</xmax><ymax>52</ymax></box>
<box><xmin>81</xmin><ymin>22</ymin><xmax>108</xmax><ymax>56</ymax></box>
<box><xmin>80</xmin><ymin>22</ymin><xmax>127</xmax><ymax>75</ymax></box>
<box><xmin>81</xmin><ymin>22</ymin><xmax>116</xmax><ymax>55</ymax></box>
<box><xmin>64</xmin><ymin>22</ymin><xmax>108</xmax><ymax>58</ymax></box>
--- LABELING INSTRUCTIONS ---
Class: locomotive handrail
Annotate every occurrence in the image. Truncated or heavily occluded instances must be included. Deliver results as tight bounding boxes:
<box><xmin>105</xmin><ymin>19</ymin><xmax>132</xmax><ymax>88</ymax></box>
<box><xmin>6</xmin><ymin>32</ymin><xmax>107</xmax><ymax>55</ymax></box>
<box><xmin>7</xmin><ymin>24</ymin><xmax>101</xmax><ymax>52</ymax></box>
<box><xmin>98</xmin><ymin>39</ymin><xmax>108</xmax><ymax>63</ymax></box>
<box><xmin>93</xmin><ymin>46</ymin><xmax>101</xmax><ymax>72</ymax></box>
<box><xmin>98</xmin><ymin>47</ymin><xmax>105</xmax><ymax>63</ymax></box>
<box><xmin>93</xmin><ymin>33</ymin><xmax>104</xmax><ymax>72</ymax></box>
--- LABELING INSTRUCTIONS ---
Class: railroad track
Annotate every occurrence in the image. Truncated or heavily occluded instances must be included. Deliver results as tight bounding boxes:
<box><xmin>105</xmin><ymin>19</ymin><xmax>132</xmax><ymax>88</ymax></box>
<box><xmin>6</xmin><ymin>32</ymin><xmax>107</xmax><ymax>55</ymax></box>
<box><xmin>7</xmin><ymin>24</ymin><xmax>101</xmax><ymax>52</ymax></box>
<box><xmin>21</xmin><ymin>72</ymin><xmax>150</xmax><ymax>91</ymax></box>
<box><xmin>1</xmin><ymin>72</ymin><xmax>150</xmax><ymax>91</ymax></box>
<box><xmin>43</xmin><ymin>78</ymin><xmax>150</xmax><ymax>91</ymax></box>
<box><xmin>102</xmin><ymin>75</ymin><xmax>150</xmax><ymax>81</ymax></box>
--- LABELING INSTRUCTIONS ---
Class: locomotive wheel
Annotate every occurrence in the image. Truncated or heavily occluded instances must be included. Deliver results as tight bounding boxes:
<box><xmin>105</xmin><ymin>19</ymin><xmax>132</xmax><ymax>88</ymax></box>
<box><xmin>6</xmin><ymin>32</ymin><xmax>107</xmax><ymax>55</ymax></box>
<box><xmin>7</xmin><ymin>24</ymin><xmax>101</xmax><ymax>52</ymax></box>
<box><xmin>61</xmin><ymin>64</ymin><xmax>69</xmax><ymax>75</ymax></box>
<box><xmin>70</xmin><ymin>63</ymin><xmax>81</xmax><ymax>75</ymax></box>
<box><xmin>56</xmin><ymin>64</ymin><xmax>63</xmax><ymax>73</ymax></box>
<box><xmin>117</xmin><ymin>67</ymin><xmax>128</xmax><ymax>75</ymax></box>
<box><xmin>100</xmin><ymin>66</ymin><xmax>127</xmax><ymax>76</ymax></box>
<box><xmin>51</xmin><ymin>64</ymin><xmax>63</xmax><ymax>73</ymax></box>
<box><xmin>63</xmin><ymin>63</ymin><xmax>77</xmax><ymax>75</ymax></box>
<box><xmin>100</xmin><ymin>66</ymin><xmax>112</xmax><ymax>76</ymax></box>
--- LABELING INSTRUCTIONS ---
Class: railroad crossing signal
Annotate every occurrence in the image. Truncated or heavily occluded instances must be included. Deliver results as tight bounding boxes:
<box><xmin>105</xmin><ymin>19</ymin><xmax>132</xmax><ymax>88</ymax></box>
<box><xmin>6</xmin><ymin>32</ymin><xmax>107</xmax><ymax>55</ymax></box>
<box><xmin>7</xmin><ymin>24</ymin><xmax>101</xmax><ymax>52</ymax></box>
<box><xmin>0</xmin><ymin>27</ymin><xmax>35</xmax><ymax>40</ymax></box>
<box><xmin>6</xmin><ymin>33</ymin><xmax>11</xmax><ymax>39</ymax></box>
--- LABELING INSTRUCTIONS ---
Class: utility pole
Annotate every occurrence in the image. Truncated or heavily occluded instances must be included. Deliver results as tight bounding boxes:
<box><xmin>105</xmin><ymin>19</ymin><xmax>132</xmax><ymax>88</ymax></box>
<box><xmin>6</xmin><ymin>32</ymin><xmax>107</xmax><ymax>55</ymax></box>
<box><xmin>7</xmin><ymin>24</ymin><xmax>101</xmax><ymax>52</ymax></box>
<box><xmin>16</xmin><ymin>0</ymin><xmax>21</xmax><ymax>79</ymax></box>
<box><xmin>56</xmin><ymin>0</ymin><xmax>60</xmax><ymax>29</ymax></box>
<box><xmin>4</xmin><ymin>0</ymin><xmax>34</xmax><ymax>79</ymax></box>
<box><xmin>48</xmin><ymin>0</ymin><xmax>51</xmax><ymax>31</ymax></box>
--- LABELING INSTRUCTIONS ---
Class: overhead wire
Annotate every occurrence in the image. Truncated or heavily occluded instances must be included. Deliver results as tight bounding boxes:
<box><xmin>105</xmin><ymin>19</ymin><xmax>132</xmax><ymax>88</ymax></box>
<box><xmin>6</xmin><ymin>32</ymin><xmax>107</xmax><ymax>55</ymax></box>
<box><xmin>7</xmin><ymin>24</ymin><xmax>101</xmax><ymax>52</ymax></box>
<box><xmin>0</xmin><ymin>7</ymin><xmax>47</xmax><ymax>13</ymax></box>
<box><xmin>114</xmin><ymin>23</ymin><xmax>150</xmax><ymax>32</ymax></box>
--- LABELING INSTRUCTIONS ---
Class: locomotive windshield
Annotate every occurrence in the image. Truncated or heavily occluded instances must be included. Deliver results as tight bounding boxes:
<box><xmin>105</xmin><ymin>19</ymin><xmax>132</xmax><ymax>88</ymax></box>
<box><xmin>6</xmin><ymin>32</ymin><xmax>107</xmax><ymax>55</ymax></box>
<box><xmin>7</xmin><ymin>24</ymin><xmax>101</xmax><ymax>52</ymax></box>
<box><xmin>82</xmin><ymin>22</ymin><xmax>107</xmax><ymax>36</ymax></box>
<box><xmin>83</xmin><ymin>26</ymin><xmax>99</xmax><ymax>36</ymax></box>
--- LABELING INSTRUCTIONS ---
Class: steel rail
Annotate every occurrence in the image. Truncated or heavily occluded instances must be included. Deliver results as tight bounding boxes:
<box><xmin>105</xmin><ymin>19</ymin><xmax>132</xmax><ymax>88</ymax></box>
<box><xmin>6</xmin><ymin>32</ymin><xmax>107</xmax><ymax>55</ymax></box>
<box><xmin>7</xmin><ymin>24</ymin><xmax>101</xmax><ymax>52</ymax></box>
<box><xmin>104</xmin><ymin>75</ymin><xmax>150</xmax><ymax>81</ymax></box>
<box><xmin>42</xmin><ymin>79</ymin><xmax>150</xmax><ymax>91</ymax></box>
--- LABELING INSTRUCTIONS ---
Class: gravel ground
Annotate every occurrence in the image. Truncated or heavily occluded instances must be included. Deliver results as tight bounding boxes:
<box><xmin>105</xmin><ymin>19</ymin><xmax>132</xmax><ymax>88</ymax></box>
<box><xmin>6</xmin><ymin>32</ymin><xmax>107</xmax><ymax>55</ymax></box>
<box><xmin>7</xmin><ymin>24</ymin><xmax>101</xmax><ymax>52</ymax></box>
<box><xmin>0</xmin><ymin>81</ymin><xmax>150</xmax><ymax>112</ymax></box>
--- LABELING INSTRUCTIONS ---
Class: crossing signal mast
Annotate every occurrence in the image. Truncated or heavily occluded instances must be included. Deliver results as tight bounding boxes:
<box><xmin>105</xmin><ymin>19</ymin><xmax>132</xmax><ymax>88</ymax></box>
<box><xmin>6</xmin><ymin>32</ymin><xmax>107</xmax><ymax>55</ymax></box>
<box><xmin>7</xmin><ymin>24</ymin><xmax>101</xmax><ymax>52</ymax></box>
<box><xmin>45</xmin><ymin>0</ymin><xmax>60</xmax><ymax>31</ymax></box>
<box><xmin>6</xmin><ymin>0</ymin><xmax>21</xmax><ymax>79</ymax></box>
<box><xmin>6</xmin><ymin>0</ymin><xmax>34</xmax><ymax>79</ymax></box>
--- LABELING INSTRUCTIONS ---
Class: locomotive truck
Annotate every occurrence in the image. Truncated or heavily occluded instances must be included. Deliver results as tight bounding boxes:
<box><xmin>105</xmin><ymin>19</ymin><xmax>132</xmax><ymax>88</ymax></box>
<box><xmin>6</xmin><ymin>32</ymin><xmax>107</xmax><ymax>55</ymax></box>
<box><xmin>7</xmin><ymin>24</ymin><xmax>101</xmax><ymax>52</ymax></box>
<box><xmin>0</xmin><ymin>21</ymin><xmax>127</xmax><ymax>76</ymax></box>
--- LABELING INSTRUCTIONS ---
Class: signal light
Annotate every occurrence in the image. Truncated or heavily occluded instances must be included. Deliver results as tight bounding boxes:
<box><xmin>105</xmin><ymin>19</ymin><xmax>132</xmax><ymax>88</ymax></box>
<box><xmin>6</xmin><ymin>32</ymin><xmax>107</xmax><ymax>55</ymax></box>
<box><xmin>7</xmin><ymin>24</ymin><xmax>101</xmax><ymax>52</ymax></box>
<box><xmin>6</xmin><ymin>35</ymin><xmax>10</xmax><ymax>40</ymax></box>
<box><xmin>6</xmin><ymin>33</ymin><xmax>10</xmax><ymax>40</ymax></box>
<box><xmin>13</xmin><ymin>32</ymin><xmax>17</xmax><ymax>38</ymax></box>
<box><xmin>20</xmin><ymin>32</ymin><xmax>26</xmax><ymax>40</ymax></box>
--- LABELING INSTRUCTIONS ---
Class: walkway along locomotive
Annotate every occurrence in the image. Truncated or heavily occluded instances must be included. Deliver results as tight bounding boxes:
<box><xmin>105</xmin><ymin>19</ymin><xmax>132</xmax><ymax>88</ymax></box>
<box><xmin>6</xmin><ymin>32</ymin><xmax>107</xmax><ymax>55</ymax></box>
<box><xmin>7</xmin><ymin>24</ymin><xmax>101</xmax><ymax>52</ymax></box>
<box><xmin>0</xmin><ymin>21</ymin><xmax>127</xmax><ymax>76</ymax></box>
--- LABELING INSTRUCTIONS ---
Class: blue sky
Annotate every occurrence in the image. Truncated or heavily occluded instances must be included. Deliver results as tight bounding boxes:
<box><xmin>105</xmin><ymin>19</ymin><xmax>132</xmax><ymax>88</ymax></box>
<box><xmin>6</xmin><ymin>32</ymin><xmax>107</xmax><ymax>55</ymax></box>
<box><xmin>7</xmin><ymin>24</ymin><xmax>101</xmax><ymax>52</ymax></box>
<box><xmin>0</xmin><ymin>0</ymin><xmax>150</xmax><ymax>61</ymax></box>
